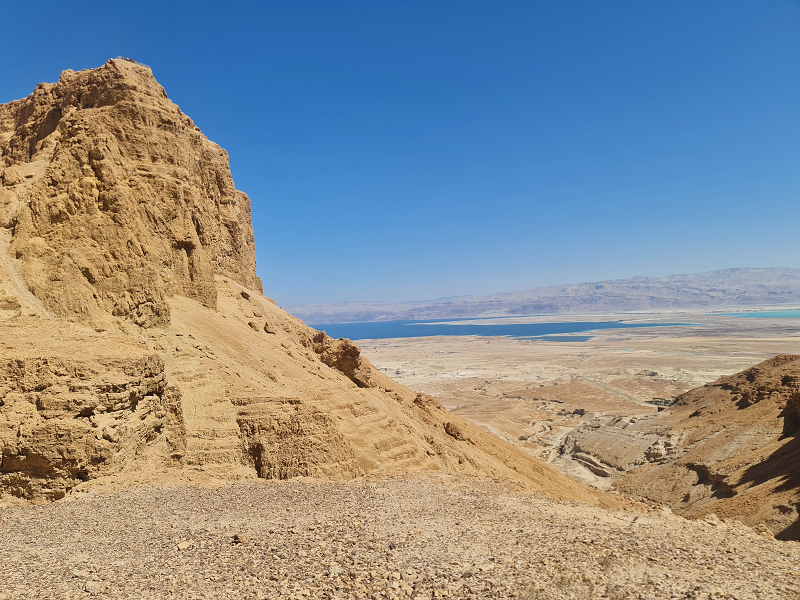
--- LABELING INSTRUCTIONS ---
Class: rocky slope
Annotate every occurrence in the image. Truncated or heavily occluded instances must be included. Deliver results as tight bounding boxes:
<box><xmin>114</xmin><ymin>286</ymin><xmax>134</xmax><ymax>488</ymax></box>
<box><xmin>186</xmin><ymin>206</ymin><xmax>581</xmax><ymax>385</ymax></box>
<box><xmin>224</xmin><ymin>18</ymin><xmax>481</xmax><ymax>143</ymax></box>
<box><xmin>288</xmin><ymin>267</ymin><xmax>800</xmax><ymax>323</ymax></box>
<box><xmin>557</xmin><ymin>355</ymin><xmax>800</xmax><ymax>539</ymax></box>
<box><xmin>0</xmin><ymin>59</ymin><xmax>609</xmax><ymax>508</ymax></box>
<box><xmin>2</xmin><ymin>477</ymin><xmax>798</xmax><ymax>600</ymax></box>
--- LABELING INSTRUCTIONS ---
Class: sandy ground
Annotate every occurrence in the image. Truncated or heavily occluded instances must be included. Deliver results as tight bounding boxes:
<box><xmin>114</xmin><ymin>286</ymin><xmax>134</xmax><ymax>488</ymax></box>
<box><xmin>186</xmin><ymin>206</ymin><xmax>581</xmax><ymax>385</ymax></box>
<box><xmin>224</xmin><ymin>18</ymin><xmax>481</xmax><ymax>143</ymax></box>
<box><xmin>358</xmin><ymin>311</ymin><xmax>800</xmax><ymax>463</ymax></box>
<box><xmin>2</xmin><ymin>475</ymin><xmax>799</xmax><ymax>600</ymax></box>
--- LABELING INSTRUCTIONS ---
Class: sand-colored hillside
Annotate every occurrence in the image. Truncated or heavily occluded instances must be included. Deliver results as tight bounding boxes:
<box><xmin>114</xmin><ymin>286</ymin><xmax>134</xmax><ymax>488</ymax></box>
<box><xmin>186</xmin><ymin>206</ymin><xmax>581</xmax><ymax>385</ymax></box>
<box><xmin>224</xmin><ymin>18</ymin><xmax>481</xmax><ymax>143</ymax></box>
<box><xmin>536</xmin><ymin>353</ymin><xmax>800</xmax><ymax>539</ymax></box>
<box><xmin>611</xmin><ymin>355</ymin><xmax>800</xmax><ymax>539</ymax></box>
<box><xmin>358</xmin><ymin>322</ymin><xmax>800</xmax><ymax>539</ymax></box>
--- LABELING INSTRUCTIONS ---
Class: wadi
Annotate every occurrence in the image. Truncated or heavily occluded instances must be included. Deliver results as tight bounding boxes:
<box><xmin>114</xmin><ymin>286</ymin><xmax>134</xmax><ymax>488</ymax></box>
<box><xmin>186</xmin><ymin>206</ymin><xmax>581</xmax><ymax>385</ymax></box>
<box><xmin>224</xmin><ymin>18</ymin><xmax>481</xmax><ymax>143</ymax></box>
<box><xmin>0</xmin><ymin>60</ymin><xmax>798</xmax><ymax>600</ymax></box>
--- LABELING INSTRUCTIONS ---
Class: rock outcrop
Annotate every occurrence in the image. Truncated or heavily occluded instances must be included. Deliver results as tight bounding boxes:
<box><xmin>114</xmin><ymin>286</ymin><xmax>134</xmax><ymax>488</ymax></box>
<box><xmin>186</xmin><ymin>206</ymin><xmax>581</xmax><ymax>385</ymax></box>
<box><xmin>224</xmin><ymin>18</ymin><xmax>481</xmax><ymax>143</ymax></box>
<box><xmin>0</xmin><ymin>58</ymin><xmax>261</xmax><ymax>328</ymax></box>
<box><xmin>0</xmin><ymin>60</ymin><xmax>611</xmax><ymax>509</ymax></box>
<box><xmin>0</xmin><ymin>295</ymin><xmax>194</xmax><ymax>496</ymax></box>
<box><xmin>559</xmin><ymin>355</ymin><xmax>800</xmax><ymax>539</ymax></box>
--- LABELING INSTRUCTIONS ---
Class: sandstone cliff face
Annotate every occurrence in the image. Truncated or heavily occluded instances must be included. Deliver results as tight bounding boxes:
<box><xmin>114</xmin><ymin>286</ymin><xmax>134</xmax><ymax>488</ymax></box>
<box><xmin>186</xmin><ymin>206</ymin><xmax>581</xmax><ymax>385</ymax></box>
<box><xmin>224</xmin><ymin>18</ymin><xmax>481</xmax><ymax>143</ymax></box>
<box><xmin>0</xmin><ymin>62</ymin><xmax>609</xmax><ymax>509</ymax></box>
<box><xmin>0</xmin><ymin>58</ymin><xmax>261</xmax><ymax>328</ymax></box>
<box><xmin>560</xmin><ymin>355</ymin><xmax>800</xmax><ymax>539</ymax></box>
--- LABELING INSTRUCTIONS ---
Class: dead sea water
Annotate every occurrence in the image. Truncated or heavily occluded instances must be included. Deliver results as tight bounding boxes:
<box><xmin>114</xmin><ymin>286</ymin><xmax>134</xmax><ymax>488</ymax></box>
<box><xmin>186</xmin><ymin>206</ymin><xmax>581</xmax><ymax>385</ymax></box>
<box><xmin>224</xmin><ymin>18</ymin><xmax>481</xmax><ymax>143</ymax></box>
<box><xmin>312</xmin><ymin>318</ymin><xmax>694</xmax><ymax>341</ymax></box>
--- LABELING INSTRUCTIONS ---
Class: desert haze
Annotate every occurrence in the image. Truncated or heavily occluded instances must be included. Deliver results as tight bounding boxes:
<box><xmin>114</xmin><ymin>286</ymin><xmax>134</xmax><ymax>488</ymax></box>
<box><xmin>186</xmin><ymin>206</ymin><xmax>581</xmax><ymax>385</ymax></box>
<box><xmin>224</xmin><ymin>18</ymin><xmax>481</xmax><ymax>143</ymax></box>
<box><xmin>288</xmin><ymin>268</ymin><xmax>800</xmax><ymax>324</ymax></box>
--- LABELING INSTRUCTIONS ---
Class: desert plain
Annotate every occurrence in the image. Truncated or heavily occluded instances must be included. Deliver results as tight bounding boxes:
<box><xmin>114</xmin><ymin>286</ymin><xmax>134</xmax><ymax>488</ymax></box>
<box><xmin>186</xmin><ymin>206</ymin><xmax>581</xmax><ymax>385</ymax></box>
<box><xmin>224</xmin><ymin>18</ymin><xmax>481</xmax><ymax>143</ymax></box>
<box><xmin>358</xmin><ymin>310</ymin><xmax>800</xmax><ymax>486</ymax></box>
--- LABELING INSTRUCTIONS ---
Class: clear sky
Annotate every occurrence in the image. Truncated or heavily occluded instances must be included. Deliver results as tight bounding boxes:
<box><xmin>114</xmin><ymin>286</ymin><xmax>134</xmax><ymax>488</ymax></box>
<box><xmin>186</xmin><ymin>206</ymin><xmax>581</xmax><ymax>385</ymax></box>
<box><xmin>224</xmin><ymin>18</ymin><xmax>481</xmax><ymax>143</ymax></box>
<box><xmin>2</xmin><ymin>1</ymin><xmax>798</xmax><ymax>306</ymax></box>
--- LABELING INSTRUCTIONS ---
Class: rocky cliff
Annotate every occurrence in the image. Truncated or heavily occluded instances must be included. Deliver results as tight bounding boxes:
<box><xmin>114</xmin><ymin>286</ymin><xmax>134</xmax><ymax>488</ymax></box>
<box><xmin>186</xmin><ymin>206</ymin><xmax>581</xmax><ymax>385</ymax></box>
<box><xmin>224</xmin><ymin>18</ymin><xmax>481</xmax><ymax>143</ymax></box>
<box><xmin>0</xmin><ymin>60</ymin><xmax>610</xmax><ymax>509</ymax></box>
<box><xmin>0</xmin><ymin>58</ymin><xmax>261</xmax><ymax>328</ymax></box>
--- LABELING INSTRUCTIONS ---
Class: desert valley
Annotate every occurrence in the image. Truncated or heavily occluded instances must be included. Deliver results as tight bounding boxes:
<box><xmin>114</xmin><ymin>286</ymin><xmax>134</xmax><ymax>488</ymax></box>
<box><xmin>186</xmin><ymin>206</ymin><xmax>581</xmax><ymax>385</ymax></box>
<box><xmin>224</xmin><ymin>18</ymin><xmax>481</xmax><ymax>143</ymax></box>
<box><xmin>355</xmin><ymin>311</ymin><xmax>800</xmax><ymax>527</ymax></box>
<box><xmin>0</xmin><ymin>59</ymin><xmax>799</xmax><ymax>600</ymax></box>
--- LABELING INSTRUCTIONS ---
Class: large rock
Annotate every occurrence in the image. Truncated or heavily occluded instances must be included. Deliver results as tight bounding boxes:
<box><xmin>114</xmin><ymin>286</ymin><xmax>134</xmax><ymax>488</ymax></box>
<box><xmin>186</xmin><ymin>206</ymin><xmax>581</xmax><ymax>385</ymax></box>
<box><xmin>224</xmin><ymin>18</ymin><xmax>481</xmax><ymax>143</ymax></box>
<box><xmin>0</xmin><ymin>58</ymin><xmax>261</xmax><ymax>328</ymax></box>
<box><xmin>0</xmin><ymin>326</ymin><xmax>185</xmax><ymax>502</ymax></box>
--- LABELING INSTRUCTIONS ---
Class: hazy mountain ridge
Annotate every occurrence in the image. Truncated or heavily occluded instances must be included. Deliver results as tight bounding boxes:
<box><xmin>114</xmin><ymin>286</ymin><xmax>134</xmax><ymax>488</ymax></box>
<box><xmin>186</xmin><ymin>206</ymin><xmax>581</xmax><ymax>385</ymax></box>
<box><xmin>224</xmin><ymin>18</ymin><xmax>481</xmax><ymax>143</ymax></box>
<box><xmin>288</xmin><ymin>267</ymin><xmax>800</xmax><ymax>323</ymax></box>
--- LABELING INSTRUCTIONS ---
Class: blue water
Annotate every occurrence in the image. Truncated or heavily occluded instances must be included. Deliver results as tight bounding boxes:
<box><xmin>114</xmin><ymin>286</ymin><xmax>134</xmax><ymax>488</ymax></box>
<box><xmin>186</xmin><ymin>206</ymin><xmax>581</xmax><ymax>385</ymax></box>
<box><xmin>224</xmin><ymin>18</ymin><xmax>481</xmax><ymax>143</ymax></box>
<box><xmin>720</xmin><ymin>310</ymin><xmax>800</xmax><ymax>319</ymax></box>
<box><xmin>312</xmin><ymin>318</ymin><xmax>692</xmax><ymax>341</ymax></box>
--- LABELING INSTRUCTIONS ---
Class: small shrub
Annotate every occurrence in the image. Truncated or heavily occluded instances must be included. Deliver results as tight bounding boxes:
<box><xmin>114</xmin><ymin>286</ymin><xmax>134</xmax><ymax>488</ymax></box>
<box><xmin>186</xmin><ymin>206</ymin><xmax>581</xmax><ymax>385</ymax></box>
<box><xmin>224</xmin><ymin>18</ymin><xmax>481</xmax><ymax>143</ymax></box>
<box><xmin>553</xmin><ymin>574</ymin><xmax>573</xmax><ymax>590</ymax></box>
<box><xmin>604</xmin><ymin>583</ymin><xmax>629</xmax><ymax>600</ymax></box>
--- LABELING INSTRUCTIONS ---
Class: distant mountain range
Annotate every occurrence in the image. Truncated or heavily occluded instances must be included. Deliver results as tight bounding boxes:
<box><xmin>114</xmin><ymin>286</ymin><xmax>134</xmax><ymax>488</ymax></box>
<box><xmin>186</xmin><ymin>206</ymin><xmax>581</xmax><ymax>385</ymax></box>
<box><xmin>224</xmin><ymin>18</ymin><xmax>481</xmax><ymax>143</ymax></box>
<box><xmin>287</xmin><ymin>268</ymin><xmax>800</xmax><ymax>324</ymax></box>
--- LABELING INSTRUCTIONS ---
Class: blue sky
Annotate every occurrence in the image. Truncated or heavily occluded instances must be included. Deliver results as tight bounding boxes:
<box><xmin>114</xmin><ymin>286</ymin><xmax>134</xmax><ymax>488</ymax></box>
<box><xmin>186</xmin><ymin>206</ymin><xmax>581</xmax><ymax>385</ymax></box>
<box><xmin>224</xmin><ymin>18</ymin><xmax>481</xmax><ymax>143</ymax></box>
<box><xmin>2</xmin><ymin>1</ymin><xmax>798</xmax><ymax>306</ymax></box>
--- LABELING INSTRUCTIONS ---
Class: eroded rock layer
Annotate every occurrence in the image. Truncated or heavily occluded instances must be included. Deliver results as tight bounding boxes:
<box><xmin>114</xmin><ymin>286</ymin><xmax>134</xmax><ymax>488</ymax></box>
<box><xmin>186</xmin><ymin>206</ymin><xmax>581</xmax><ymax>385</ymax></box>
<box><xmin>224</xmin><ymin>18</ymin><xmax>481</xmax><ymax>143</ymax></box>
<box><xmin>0</xmin><ymin>325</ymin><xmax>185</xmax><ymax>501</ymax></box>
<box><xmin>0</xmin><ymin>58</ymin><xmax>261</xmax><ymax>328</ymax></box>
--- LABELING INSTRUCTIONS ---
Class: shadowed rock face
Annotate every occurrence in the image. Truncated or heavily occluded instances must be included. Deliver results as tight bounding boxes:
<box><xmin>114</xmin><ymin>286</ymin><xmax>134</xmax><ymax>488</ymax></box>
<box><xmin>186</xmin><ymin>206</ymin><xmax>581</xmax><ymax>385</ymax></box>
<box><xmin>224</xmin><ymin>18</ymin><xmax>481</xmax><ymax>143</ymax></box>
<box><xmin>0</xmin><ymin>61</ymin><xmax>613</xmax><ymax>509</ymax></box>
<box><xmin>0</xmin><ymin>58</ymin><xmax>261</xmax><ymax>328</ymax></box>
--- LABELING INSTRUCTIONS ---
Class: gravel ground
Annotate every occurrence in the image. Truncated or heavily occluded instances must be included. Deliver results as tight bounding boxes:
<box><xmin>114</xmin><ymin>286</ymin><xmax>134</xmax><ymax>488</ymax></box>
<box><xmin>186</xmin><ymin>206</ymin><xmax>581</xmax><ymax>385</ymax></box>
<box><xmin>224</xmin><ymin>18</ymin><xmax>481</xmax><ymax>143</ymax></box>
<box><xmin>1</xmin><ymin>475</ymin><xmax>799</xmax><ymax>600</ymax></box>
